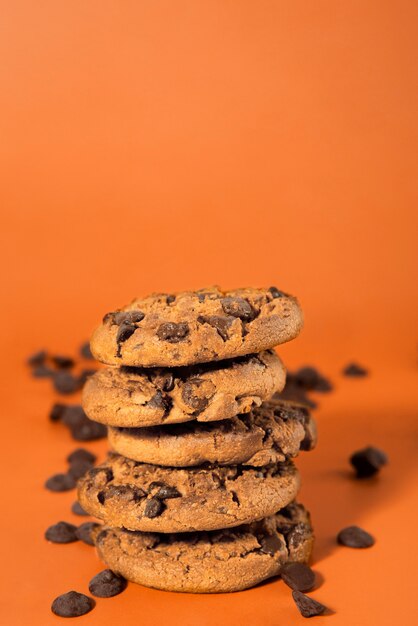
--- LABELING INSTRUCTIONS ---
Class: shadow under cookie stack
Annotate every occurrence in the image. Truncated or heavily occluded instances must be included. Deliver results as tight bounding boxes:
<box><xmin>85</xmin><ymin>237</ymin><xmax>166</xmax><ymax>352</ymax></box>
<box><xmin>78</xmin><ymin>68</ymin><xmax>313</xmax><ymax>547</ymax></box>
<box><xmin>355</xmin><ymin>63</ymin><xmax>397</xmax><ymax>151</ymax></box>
<box><xmin>79</xmin><ymin>286</ymin><xmax>316</xmax><ymax>593</ymax></box>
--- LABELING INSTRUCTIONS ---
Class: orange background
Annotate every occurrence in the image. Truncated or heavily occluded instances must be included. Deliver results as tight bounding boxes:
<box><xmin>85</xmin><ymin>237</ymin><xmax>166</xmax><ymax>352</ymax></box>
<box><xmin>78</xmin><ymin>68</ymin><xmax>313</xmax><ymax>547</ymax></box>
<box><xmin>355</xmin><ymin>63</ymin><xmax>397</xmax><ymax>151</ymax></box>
<box><xmin>1</xmin><ymin>1</ymin><xmax>417</xmax><ymax>624</ymax></box>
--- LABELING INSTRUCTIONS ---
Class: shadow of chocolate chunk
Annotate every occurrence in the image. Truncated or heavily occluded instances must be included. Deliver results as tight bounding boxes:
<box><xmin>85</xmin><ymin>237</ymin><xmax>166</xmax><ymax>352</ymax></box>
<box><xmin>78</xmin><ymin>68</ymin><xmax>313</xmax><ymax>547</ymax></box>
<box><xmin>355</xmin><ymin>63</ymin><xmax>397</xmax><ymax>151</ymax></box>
<box><xmin>259</xmin><ymin>533</ymin><xmax>284</xmax><ymax>555</ymax></box>
<box><xmin>197</xmin><ymin>315</ymin><xmax>233</xmax><ymax>341</ymax></box>
<box><xmin>221</xmin><ymin>297</ymin><xmax>258</xmax><ymax>321</ymax></box>
<box><xmin>51</xmin><ymin>592</ymin><xmax>95</xmax><ymax>618</ymax></box>
<box><xmin>45</xmin><ymin>521</ymin><xmax>78</xmax><ymax>544</ymax></box>
<box><xmin>144</xmin><ymin>497</ymin><xmax>166</xmax><ymax>518</ymax></box>
<box><xmin>156</xmin><ymin>322</ymin><xmax>190</xmax><ymax>343</ymax></box>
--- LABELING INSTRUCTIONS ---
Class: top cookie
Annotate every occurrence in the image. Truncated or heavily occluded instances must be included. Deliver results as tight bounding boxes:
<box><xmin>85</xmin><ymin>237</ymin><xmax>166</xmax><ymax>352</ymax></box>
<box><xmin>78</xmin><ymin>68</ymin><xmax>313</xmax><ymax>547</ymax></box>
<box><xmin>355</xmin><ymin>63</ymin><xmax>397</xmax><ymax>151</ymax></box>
<box><xmin>90</xmin><ymin>286</ymin><xmax>303</xmax><ymax>367</ymax></box>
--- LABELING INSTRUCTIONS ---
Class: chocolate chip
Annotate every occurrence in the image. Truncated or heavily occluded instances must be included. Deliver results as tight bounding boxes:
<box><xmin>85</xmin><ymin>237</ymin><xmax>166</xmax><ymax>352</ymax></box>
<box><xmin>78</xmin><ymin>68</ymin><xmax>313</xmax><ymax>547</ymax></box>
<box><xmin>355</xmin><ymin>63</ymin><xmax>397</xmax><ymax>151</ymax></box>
<box><xmin>292</xmin><ymin>591</ymin><xmax>327</xmax><ymax>618</ymax></box>
<box><xmin>80</xmin><ymin>342</ymin><xmax>94</xmax><ymax>360</ymax></box>
<box><xmin>70</xmin><ymin>420</ymin><xmax>107</xmax><ymax>441</ymax></box>
<box><xmin>67</xmin><ymin>448</ymin><xmax>97</xmax><ymax>465</ymax></box>
<box><xmin>260</xmin><ymin>534</ymin><xmax>283</xmax><ymax>555</ymax></box>
<box><xmin>116</xmin><ymin>322</ymin><xmax>137</xmax><ymax>345</ymax></box>
<box><xmin>293</xmin><ymin>367</ymin><xmax>333</xmax><ymax>392</ymax></box>
<box><xmin>157</xmin><ymin>322</ymin><xmax>190</xmax><ymax>343</ymax></box>
<box><xmin>269</xmin><ymin>286</ymin><xmax>287</xmax><ymax>298</ymax></box>
<box><xmin>181</xmin><ymin>379</ymin><xmax>209</xmax><ymax>413</ymax></box>
<box><xmin>147</xmin><ymin>390</ymin><xmax>173</xmax><ymax>414</ymax></box>
<box><xmin>152</xmin><ymin>484</ymin><xmax>181</xmax><ymax>500</ymax></box>
<box><xmin>53</xmin><ymin>371</ymin><xmax>82</xmax><ymax>394</ymax></box>
<box><xmin>221</xmin><ymin>297</ymin><xmax>256</xmax><ymax>321</ymax></box>
<box><xmin>104</xmin><ymin>484</ymin><xmax>146</xmax><ymax>502</ymax></box>
<box><xmin>281</xmin><ymin>562</ymin><xmax>315</xmax><ymax>592</ymax></box>
<box><xmin>152</xmin><ymin>372</ymin><xmax>175</xmax><ymax>392</ymax></box>
<box><xmin>49</xmin><ymin>403</ymin><xmax>67</xmax><ymax>422</ymax></box>
<box><xmin>71</xmin><ymin>501</ymin><xmax>89</xmax><ymax>516</ymax></box>
<box><xmin>286</xmin><ymin>523</ymin><xmax>310</xmax><ymax>550</ymax></box>
<box><xmin>33</xmin><ymin>364</ymin><xmax>54</xmax><ymax>378</ymax></box>
<box><xmin>343</xmin><ymin>362</ymin><xmax>368</xmax><ymax>377</ymax></box>
<box><xmin>350</xmin><ymin>446</ymin><xmax>388</xmax><ymax>478</ymax></box>
<box><xmin>68</xmin><ymin>459</ymin><xmax>94</xmax><ymax>480</ymax></box>
<box><xmin>97</xmin><ymin>491</ymin><xmax>105</xmax><ymax>504</ymax></box>
<box><xmin>45</xmin><ymin>473</ymin><xmax>76</xmax><ymax>492</ymax></box>
<box><xmin>76</xmin><ymin>522</ymin><xmax>100</xmax><ymax>546</ymax></box>
<box><xmin>144</xmin><ymin>497</ymin><xmax>166</xmax><ymax>518</ymax></box>
<box><xmin>197</xmin><ymin>315</ymin><xmax>233</xmax><ymax>341</ymax></box>
<box><xmin>337</xmin><ymin>525</ymin><xmax>375</xmax><ymax>548</ymax></box>
<box><xmin>61</xmin><ymin>405</ymin><xmax>86</xmax><ymax>427</ymax></box>
<box><xmin>51</xmin><ymin>591</ymin><xmax>95</xmax><ymax>617</ymax></box>
<box><xmin>27</xmin><ymin>350</ymin><xmax>47</xmax><ymax>367</ymax></box>
<box><xmin>110</xmin><ymin>311</ymin><xmax>145</xmax><ymax>325</ymax></box>
<box><xmin>166</xmin><ymin>294</ymin><xmax>176</xmax><ymax>304</ymax></box>
<box><xmin>45</xmin><ymin>521</ymin><xmax>78</xmax><ymax>544</ymax></box>
<box><xmin>52</xmin><ymin>355</ymin><xmax>75</xmax><ymax>369</ymax></box>
<box><xmin>89</xmin><ymin>569</ymin><xmax>127</xmax><ymax>598</ymax></box>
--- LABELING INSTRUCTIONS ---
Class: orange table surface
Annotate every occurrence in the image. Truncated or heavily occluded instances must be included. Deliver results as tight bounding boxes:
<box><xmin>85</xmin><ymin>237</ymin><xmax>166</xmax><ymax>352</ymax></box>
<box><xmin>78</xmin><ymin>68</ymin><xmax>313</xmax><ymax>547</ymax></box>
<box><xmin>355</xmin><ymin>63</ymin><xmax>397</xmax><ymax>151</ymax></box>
<box><xmin>1</xmin><ymin>1</ymin><xmax>417</xmax><ymax>625</ymax></box>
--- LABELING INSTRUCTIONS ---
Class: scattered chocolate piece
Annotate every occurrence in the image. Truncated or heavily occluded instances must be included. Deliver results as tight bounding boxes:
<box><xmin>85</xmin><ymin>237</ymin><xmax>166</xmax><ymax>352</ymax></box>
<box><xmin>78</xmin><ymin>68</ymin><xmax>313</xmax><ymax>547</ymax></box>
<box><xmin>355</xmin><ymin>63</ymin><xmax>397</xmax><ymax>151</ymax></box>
<box><xmin>33</xmin><ymin>364</ymin><xmax>54</xmax><ymax>378</ymax></box>
<box><xmin>52</xmin><ymin>355</ymin><xmax>75</xmax><ymax>369</ymax></box>
<box><xmin>53</xmin><ymin>371</ymin><xmax>82</xmax><ymax>394</ymax></box>
<box><xmin>350</xmin><ymin>446</ymin><xmax>388</xmax><ymax>478</ymax></box>
<box><xmin>71</xmin><ymin>501</ymin><xmax>89</xmax><ymax>516</ymax></box>
<box><xmin>45</xmin><ymin>473</ymin><xmax>76</xmax><ymax>492</ymax></box>
<box><xmin>76</xmin><ymin>522</ymin><xmax>100</xmax><ymax>546</ymax></box>
<box><xmin>49</xmin><ymin>403</ymin><xmax>67</xmax><ymax>422</ymax></box>
<box><xmin>71</xmin><ymin>420</ymin><xmax>107</xmax><ymax>442</ymax></box>
<box><xmin>343</xmin><ymin>362</ymin><xmax>368</xmax><ymax>377</ymax></box>
<box><xmin>67</xmin><ymin>448</ymin><xmax>97</xmax><ymax>465</ymax></box>
<box><xmin>337</xmin><ymin>525</ymin><xmax>375</xmax><ymax>548</ymax></box>
<box><xmin>68</xmin><ymin>459</ymin><xmax>94</xmax><ymax>480</ymax></box>
<box><xmin>144</xmin><ymin>497</ymin><xmax>166</xmax><ymax>518</ymax></box>
<box><xmin>61</xmin><ymin>405</ymin><xmax>86</xmax><ymax>427</ymax></box>
<box><xmin>292</xmin><ymin>591</ymin><xmax>327</xmax><ymax>618</ymax></box>
<box><xmin>51</xmin><ymin>591</ymin><xmax>95</xmax><ymax>618</ymax></box>
<box><xmin>45</xmin><ymin>521</ymin><xmax>78</xmax><ymax>544</ymax></box>
<box><xmin>292</xmin><ymin>367</ymin><xmax>333</xmax><ymax>392</ymax></box>
<box><xmin>27</xmin><ymin>350</ymin><xmax>47</xmax><ymax>367</ymax></box>
<box><xmin>281</xmin><ymin>562</ymin><xmax>315</xmax><ymax>592</ymax></box>
<box><xmin>80</xmin><ymin>342</ymin><xmax>94</xmax><ymax>360</ymax></box>
<box><xmin>88</xmin><ymin>569</ymin><xmax>127</xmax><ymax>598</ymax></box>
<box><xmin>274</xmin><ymin>385</ymin><xmax>317</xmax><ymax>409</ymax></box>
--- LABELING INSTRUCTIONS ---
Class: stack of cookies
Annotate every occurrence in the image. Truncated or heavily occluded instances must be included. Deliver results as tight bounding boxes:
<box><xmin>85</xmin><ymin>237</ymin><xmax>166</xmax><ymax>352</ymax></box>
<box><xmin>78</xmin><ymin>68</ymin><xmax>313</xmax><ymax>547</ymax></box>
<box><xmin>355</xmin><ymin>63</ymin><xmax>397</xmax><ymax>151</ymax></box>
<box><xmin>79</xmin><ymin>286</ymin><xmax>316</xmax><ymax>593</ymax></box>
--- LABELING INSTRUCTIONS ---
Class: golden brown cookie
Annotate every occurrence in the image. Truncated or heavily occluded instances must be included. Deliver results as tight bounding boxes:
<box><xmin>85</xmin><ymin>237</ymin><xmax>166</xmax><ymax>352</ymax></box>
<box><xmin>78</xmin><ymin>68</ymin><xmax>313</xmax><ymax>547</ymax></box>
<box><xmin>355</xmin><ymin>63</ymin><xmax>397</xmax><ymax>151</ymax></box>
<box><xmin>77</xmin><ymin>453</ymin><xmax>300</xmax><ymax>533</ymax></box>
<box><xmin>108</xmin><ymin>399</ymin><xmax>317</xmax><ymax>467</ymax></box>
<box><xmin>82</xmin><ymin>351</ymin><xmax>285</xmax><ymax>427</ymax></box>
<box><xmin>93</xmin><ymin>502</ymin><xmax>313</xmax><ymax>593</ymax></box>
<box><xmin>90</xmin><ymin>286</ymin><xmax>303</xmax><ymax>367</ymax></box>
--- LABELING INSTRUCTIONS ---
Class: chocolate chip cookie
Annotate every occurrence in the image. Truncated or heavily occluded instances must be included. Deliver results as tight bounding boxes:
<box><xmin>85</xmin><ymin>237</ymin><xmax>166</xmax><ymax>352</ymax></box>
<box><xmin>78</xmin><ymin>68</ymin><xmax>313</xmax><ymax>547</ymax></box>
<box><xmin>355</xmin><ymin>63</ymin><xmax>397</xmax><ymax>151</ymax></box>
<box><xmin>82</xmin><ymin>351</ymin><xmax>285</xmax><ymax>427</ymax></box>
<box><xmin>77</xmin><ymin>453</ymin><xmax>300</xmax><ymax>533</ymax></box>
<box><xmin>93</xmin><ymin>502</ymin><xmax>313</xmax><ymax>593</ymax></box>
<box><xmin>108</xmin><ymin>399</ymin><xmax>317</xmax><ymax>467</ymax></box>
<box><xmin>90</xmin><ymin>286</ymin><xmax>303</xmax><ymax>367</ymax></box>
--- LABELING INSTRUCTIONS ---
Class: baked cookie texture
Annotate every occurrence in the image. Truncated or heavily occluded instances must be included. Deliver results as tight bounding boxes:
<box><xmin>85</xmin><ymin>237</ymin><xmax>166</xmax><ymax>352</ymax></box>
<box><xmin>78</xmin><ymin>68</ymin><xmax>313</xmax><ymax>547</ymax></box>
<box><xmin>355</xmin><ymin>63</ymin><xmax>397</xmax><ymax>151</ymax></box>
<box><xmin>77</xmin><ymin>453</ymin><xmax>300</xmax><ymax>533</ymax></box>
<box><xmin>94</xmin><ymin>502</ymin><xmax>313</xmax><ymax>593</ymax></box>
<box><xmin>108</xmin><ymin>399</ymin><xmax>317</xmax><ymax>467</ymax></box>
<box><xmin>90</xmin><ymin>286</ymin><xmax>303</xmax><ymax>367</ymax></box>
<box><xmin>82</xmin><ymin>351</ymin><xmax>285</xmax><ymax>428</ymax></box>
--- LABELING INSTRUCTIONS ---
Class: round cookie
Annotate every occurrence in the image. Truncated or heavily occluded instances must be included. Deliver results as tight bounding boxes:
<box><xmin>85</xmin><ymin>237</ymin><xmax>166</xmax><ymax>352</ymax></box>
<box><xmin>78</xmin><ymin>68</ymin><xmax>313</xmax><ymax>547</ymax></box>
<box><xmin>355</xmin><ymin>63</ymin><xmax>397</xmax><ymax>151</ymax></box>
<box><xmin>90</xmin><ymin>286</ymin><xmax>303</xmax><ymax>367</ymax></box>
<box><xmin>108</xmin><ymin>399</ymin><xmax>317</xmax><ymax>467</ymax></box>
<box><xmin>93</xmin><ymin>502</ymin><xmax>313</xmax><ymax>593</ymax></box>
<box><xmin>77</xmin><ymin>453</ymin><xmax>300</xmax><ymax>533</ymax></box>
<box><xmin>82</xmin><ymin>351</ymin><xmax>286</xmax><ymax>428</ymax></box>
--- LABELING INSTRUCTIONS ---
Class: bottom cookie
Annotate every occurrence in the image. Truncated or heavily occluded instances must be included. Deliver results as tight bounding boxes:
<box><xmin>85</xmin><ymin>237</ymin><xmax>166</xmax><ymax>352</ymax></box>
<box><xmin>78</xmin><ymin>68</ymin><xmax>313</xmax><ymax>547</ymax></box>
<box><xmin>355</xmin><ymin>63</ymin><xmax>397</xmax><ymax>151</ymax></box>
<box><xmin>94</xmin><ymin>502</ymin><xmax>313</xmax><ymax>593</ymax></box>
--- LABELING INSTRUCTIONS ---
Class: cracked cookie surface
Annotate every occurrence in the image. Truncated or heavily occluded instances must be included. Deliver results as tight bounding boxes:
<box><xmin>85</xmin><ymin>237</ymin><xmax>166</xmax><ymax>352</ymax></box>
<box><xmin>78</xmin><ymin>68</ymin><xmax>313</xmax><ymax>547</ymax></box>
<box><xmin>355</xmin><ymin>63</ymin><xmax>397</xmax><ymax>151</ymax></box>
<box><xmin>82</xmin><ymin>351</ymin><xmax>285</xmax><ymax>427</ymax></box>
<box><xmin>108</xmin><ymin>399</ymin><xmax>317</xmax><ymax>467</ymax></box>
<box><xmin>94</xmin><ymin>502</ymin><xmax>313</xmax><ymax>593</ymax></box>
<box><xmin>77</xmin><ymin>453</ymin><xmax>300</xmax><ymax>533</ymax></box>
<box><xmin>90</xmin><ymin>286</ymin><xmax>303</xmax><ymax>367</ymax></box>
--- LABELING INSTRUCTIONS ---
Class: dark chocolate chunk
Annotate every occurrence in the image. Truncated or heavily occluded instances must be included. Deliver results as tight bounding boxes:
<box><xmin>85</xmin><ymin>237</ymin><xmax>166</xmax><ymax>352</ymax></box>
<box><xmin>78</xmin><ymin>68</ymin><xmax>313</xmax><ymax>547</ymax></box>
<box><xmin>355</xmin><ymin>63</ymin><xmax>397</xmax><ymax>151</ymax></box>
<box><xmin>71</xmin><ymin>501</ymin><xmax>89</xmax><ymax>516</ymax></box>
<box><xmin>71</xmin><ymin>419</ymin><xmax>107</xmax><ymax>441</ymax></box>
<box><xmin>337</xmin><ymin>525</ymin><xmax>375</xmax><ymax>548</ymax></box>
<box><xmin>109</xmin><ymin>310</ymin><xmax>145</xmax><ymax>325</ymax></box>
<box><xmin>350</xmin><ymin>446</ymin><xmax>388</xmax><ymax>478</ymax></box>
<box><xmin>281</xmin><ymin>562</ymin><xmax>315</xmax><ymax>592</ymax></box>
<box><xmin>88</xmin><ymin>569</ymin><xmax>127</xmax><ymax>598</ymax></box>
<box><xmin>269</xmin><ymin>286</ymin><xmax>287</xmax><ymax>298</ymax></box>
<box><xmin>68</xmin><ymin>459</ymin><xmax>94</xmax><ymax>480</ymax></box>
<box><xmin>116</xmin><ymin>322</ymin><xmax>137</xmax><ymax>345</ymax></box>
<box><xmin>152</xmin><ymin>371</ymin><xmax>175</xmax><ymax>392</ymax></box>
<box><xmin>166</xmin><ymin>294</ymin><xmax>176</xmax><ymax>304</ymax></box>
<box><xmin>156</xmin><ymin>322</ymin><xmax>190</xmax><ymax>343</ymax></box>
<box><xmin>49</xmin><ymin>403</ymin><xmax>67</xmax><ymax>422</ymax></box>
<box><xmin>51</xmin><ymin>591</ymin><xmax>95</xmax><ymax>617</ymax></box>
<box><xmin>80</xmin><ymin>342</ymin><xmax>94</xmax><ymax>360</ymax></box>
<box><xmin>293</xmin><ymin>367</ymin><xmax>333</xmax><ymax>392</ymax></box>
<box><xmin>197</xmin><ymin>315</ymin><xmax>233</xmax><ymax>341</ymax></box>
<box><xmin>147</xmin><ymin>390</ymin><xmax>173</xmax><ymax>414</ymax></box>
<box><xmin>153</xmin><ymin>484</ymin><xmax>181</xmax><ymax>500</ymax></box>
<box><xmin>53</xmin><ymin>371</ymin><xmax>82</xmax><ymax>394</ymax></box>
<box><xmin>27</xmin><ymin>350</ymin><xmax>47</xmax><ymax>367</ymax></box>
<box><xmin>52</xmin><ymin>355</ymin><xmax>75</xmax><ymax>369</ymax></box>
<box><xmin>45</xmin><ymin>521</ymin><xmax>78</xmax><ymax>544</ymax></box>
<box><xmin>104</xmin><ymin>484</ymin><xmax>146</xmax><ymax>502</ymax></box>
<box><xmin>181</xmin><ymin>379</ymin><xmax>209</xmax><ymax>412</ymax></box>
<box><xmin>292</xmin><ymin>590</ymin><xmax>327</xmax><ymax>618</ymax></box>
<box><xmin>76</xmin><ymin>522</ymin><xmax>100</xmax><ymax>546</ymax></box>
<box><xmin>45</xmin><ymin>473</ymin><xmax>76</xmax><ymax>492</ymax></box>
<box><xmin>221</xmin><ymin>297</ymin><xmax>256</xmax><ymax>322</ymax></box>
<box><xmin>33</xmin><ymin>364</ymin><xmax>54</xmax><ymax>378</ymax></box>
<box><xmin>67</xmin><ymin>448</ymin><xmax>97</xmax><ymax>465</ymax></box>
<box><xmin>343</xmin><ymin>362</ymin><xmax>368</xmax><ymax>377</ymax></box>
<box><xmin>144</xmin><ymin>497</ymin><xmax>166</xmax><ymax>518</ymax></box>
<box><xmin>61</xmin><ymin>405</ymin><xmax>86</xmax><ymax>427</ymax></box>
<box><xmin>260</xmin><ymin>534</ymin><xmax>283</xmax><ymax>555</ymax></box>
